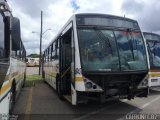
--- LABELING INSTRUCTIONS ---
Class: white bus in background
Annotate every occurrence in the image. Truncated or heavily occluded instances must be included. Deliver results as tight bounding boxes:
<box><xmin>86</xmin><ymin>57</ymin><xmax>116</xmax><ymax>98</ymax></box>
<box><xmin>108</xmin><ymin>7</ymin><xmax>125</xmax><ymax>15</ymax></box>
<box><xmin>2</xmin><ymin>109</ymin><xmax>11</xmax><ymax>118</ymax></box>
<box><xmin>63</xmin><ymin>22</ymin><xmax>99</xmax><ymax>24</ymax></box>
<box><xmin>143</xmin><ymin>32</ymin><xmax>160</xmax><ymax>89</ymax></box>
<box><xmin>42</xmin><ymin>13</ymin><xmax>149</xmax><ymax>105</ymax></box>
<box><xmin>26</xmin><ymin>57</ymin><xmax>39</xmax><ymax>67</ymax></box>
<box><xmin>0</xmin><ymin>1</ymin><xmax>26</xmax><ymax>119</ymax></box>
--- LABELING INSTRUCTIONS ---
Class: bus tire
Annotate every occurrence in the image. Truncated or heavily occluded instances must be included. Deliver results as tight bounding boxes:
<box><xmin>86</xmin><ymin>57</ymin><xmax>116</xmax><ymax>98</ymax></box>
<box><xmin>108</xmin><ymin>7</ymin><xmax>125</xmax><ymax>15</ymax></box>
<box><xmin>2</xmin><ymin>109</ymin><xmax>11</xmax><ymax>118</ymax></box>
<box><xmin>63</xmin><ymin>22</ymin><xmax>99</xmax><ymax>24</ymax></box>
<box><xmin>9</xmin><ymin>82</ymin><xmax>16</xmax><ymax>114</ymax></box>
<box><xmin>22</xmin><ymin>72</ymin><xmax>26</xmax><ymax>88</ymax></box>
<box><xmin>42</xmin><ymin>71</ymin><xmax>46</xmax><ymax>83</ymax></box>
<box><xmin>56</xmin><ymin>75</ymin><xmax>64</xmax><ymax>100</ymax></box>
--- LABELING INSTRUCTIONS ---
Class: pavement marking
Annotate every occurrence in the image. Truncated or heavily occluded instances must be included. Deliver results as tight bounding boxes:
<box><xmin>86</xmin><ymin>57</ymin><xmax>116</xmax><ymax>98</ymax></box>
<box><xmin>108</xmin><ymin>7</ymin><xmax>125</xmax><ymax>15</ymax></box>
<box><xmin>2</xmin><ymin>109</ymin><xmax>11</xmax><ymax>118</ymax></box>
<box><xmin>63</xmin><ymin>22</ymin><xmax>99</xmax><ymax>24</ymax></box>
<box><xmin>117</xmin><ymin>96</ymin><xmax>160</xmax><ymax>120</ymax></box>
<box><xmin>24</xmin><ymin>87</ymin><xmax>33</xmax><ymax>120</ymax></box>
<box><xmin>73</xmin><ymin>101</ymin><xmax>120</xmax><ymax>120</ymax></box>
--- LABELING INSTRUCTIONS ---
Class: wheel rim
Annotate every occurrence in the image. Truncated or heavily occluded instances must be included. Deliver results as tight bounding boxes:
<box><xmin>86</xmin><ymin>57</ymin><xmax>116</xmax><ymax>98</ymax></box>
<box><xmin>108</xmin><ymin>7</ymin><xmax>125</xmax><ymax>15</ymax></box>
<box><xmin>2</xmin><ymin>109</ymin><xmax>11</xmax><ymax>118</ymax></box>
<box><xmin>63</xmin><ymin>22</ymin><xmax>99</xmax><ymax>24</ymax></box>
<box><xmin>58</xmin><ymin>80</ymin><xmax>60</xmax><ymax>95</ymax></box>
<box><xmin>9</xmin><ymin>91</ymin><xmax>13</xmax><ymax>113</ymax></box>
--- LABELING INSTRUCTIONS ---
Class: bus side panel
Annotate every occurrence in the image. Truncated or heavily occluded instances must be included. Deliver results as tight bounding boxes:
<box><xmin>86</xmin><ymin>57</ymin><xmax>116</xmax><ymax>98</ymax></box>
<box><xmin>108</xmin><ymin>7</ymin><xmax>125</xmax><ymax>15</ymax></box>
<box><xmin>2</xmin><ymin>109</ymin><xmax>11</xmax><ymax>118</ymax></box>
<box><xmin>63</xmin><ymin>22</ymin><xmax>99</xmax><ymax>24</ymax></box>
<box><xmin>149</xmin><ymin>71</ymin><xmax>160</xmax><ymax>87</ymax></box>
<box><xmin>44</xmin><ymin>60</ymin><xmax>59</xmax><ymax>90</ymax></box>
<box><xmin>0</xmin><ymin>76</ymin><xmax>11</xmax><ymax>118</ymax></box>
<box><xmin>0</xmin><ymin>91</ymin><xmax>10</xmax><ymax>120</ymax></box>
<box><xmin>10</xmin><ymin>58</ymin><xmax>26</xmax><ymax>99</ymax></box>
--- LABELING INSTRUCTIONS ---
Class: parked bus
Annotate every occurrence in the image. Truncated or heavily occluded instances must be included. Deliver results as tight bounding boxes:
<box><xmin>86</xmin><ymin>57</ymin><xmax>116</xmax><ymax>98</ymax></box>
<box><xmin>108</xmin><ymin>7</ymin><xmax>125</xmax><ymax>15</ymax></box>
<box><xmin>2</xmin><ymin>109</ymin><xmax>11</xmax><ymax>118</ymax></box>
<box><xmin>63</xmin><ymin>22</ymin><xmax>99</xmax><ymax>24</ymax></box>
<box><xmin>26</xmin><ymin>57</ymin><xmax>39</xmax><ymax>67</ymax></box>
<box><xmin>143</xmin><ymin>32</ymin><xmax>160</xmax><ymax>88</ymax></box>
<box><xmin>0</xmin><ymin>1</ymin><xmax>26</xmax><ymax>119</ymax></box>
<box><xmin>42</xmin><ymin>13</ymin><xmax>149</xmax><ymax>105</ymax></box>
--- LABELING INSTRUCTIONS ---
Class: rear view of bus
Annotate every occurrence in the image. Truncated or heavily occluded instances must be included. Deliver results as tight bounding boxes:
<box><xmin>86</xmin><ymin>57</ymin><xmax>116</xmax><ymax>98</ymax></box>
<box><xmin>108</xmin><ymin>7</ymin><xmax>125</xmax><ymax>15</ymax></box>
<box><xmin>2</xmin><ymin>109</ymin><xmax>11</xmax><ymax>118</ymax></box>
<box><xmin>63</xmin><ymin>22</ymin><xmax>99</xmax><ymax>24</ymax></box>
<box><xmin>75</xmin><ymin>14</ymin><xmax>149</xmax><ymax>102</ymax></box>
<box><xmin>144</xmin><ymin>32</ymin><xmax>160</xmax><ymax>88</ymax></box>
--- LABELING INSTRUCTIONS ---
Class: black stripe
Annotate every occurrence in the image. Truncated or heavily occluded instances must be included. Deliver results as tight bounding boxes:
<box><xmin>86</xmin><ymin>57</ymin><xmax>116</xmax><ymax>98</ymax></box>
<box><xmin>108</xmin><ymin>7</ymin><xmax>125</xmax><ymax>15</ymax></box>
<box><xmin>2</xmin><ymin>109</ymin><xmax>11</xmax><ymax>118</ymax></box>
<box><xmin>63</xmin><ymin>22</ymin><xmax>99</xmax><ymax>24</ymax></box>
<box><xmin>0</xmin><ymin>89</ymin><xmax>11</xmax><ymax>103</ymax></box>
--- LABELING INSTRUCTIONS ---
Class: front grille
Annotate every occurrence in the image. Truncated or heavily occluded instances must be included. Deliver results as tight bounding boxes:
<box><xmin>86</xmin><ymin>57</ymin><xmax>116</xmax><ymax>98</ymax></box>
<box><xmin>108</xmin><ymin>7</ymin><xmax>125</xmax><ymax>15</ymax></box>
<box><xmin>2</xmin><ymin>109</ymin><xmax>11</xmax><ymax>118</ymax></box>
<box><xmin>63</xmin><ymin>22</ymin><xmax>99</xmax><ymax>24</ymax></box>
<box><xmin>84</xmin><ymin>72</ymin><xmax>147</xmax><ymax>90</ymax></box>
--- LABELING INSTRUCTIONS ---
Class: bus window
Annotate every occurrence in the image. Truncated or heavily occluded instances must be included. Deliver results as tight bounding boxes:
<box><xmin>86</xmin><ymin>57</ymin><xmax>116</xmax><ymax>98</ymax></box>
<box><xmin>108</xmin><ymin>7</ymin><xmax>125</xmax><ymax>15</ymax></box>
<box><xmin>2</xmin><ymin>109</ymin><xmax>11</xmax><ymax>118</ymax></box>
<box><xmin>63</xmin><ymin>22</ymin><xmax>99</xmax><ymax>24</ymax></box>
<box><xmin>0</xmin><ymin>14</ymin><xmax>4</xmax><ymax>58</ymax></box>
<box><xmin>78</xmin><ymin>29</ymin><xmax>119</xmax><ymax>71</ymax></box>
<box><xmin>61</xmin><ymin>29</ymin><xmax>72</xmax><ymax>70</ymax></box>
<box><xmin>115</xmin><ymin>31</ymin><xmax>147</xmax><ymax>70</ymax></box>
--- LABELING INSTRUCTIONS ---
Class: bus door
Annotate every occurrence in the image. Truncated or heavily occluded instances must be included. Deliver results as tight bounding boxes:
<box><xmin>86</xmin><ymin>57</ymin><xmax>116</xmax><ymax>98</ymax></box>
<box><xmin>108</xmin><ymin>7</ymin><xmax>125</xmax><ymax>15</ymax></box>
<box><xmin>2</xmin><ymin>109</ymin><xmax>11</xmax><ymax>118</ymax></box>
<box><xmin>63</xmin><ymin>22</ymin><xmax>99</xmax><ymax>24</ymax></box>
<box><xmin>60</xmin><ymin>28</ymin><xmax>72</xmax><ymax>95</ymax></box>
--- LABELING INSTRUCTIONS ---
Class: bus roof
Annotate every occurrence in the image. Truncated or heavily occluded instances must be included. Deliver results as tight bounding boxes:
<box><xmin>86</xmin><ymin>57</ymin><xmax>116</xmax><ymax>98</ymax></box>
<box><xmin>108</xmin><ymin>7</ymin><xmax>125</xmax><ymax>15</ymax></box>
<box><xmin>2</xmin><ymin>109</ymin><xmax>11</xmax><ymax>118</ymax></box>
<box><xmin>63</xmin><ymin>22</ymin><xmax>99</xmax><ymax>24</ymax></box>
<box><xmin>143</xmin><ymin>32</ymin><xmax>160</xmax><ymax>41</ymax></box>
<box><xmin>43</xmin><ymin>13</ymin><xmax>139</xmax><ymax>52</ymax></box>
<box><xmin>75</xmin><ymin>13</ymin><xmax>138</xmax><ymax>23</ymax></box>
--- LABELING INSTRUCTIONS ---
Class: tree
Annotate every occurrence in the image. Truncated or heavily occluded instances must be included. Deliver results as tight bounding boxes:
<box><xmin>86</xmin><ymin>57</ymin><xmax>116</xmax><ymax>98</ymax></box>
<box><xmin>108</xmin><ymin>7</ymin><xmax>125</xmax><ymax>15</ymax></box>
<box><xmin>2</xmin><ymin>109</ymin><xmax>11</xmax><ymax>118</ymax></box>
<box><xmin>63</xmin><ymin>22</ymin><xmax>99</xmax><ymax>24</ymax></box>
<box><xmin>27</xmin><ymin>54</ymin><xmax>40</xmax><ymax>58</ymax></box>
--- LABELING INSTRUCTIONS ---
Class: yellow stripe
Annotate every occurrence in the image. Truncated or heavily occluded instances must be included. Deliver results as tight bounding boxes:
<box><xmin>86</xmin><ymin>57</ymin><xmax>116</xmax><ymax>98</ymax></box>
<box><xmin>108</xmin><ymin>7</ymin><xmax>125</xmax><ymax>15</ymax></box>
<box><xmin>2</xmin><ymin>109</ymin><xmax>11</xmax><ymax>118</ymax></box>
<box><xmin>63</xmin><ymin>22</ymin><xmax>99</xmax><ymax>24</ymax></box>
<box><xmin>24</xmin><ymin>87</ymin><xmax>33</xmax><ymax>120</ymax></box>
<box><xmin>0</xmin><ymin>82</ymin><xmax>11</xmax><ymax>95</ymax></box>
<box><xmin>149</xmin><ymin>73</ymin><xmax>160</xmax><ymax>77</ymax></box>
<box><xmin>1</xmin><ymin>72</ymin><xmax>24</xmax><ymax>94</ymax></box>
<box><xmin>75</xmin><ymin>77</ymin><xmax>83</xmax><ymax>81</ymax></box>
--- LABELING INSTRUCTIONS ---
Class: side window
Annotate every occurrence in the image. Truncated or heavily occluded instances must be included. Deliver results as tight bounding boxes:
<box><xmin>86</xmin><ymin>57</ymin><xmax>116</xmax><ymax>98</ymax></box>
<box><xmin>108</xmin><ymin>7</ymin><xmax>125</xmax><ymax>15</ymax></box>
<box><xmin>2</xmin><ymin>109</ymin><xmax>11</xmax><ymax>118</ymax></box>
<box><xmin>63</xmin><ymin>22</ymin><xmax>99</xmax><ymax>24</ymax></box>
<box><xmin>46</xmin><ymin>50</ymin><xmax>48</xmax><ymax>62</ymax></box>
<box><xmin>19</xmin><ymin>42</ymin><xmax>22</xmax><ymax>59</ymax></box>
<box><xmin>47</xmin><ymin>48</ymin><xmax>49</xmax><ymax>61</ymax></box>
<box><xmin>0</xmin><ymin>14</ymin><xmax>5</xmax><ymax>58</ymax></box>
<box><xmin>49</xmin><ymin>46</ymin><xmax>52</xmax><ymax>61</ymax></box>
<box><xmin>51</xmin><ymin>42</ymin><xmax>55</xmax><ymax>60</ymax></box>
<box><xmin>55</xmin><ymin>39</ymin><xmax>59</xmax><ymax>58</ymax></box>
<box><xmin>43</xmin><ymin>52</ymin><xmax>46</xmax><ymax>62</ymax></box>
<box><xmin>22</xmin><ymin>46</ymin><xmax>26</xmax><ymax>61</ymax></box>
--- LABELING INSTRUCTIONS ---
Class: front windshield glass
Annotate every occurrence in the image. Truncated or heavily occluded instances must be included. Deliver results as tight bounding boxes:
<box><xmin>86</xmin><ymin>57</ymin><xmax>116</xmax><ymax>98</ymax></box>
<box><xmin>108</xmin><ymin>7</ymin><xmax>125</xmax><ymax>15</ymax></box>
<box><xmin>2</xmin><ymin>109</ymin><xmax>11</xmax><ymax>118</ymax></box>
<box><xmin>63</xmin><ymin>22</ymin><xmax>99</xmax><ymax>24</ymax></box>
<box><xmin>115</xmin><ymin>31</ymin><xmax>147</xmax><ymax>70</ymax></box>
<box><xmin>78</xmin><ymin>28</ymin><xmax>147</xmax><ymax>72</ymax></box>
<box><xmin>78</xmin><ymin>29</ymin><xmax>119</xmax><ymax>71</ymax></box>
<box><xmin>147</xmin><ymin>40</ymin><xmax>160</xmax><ymax>68</ymax></box>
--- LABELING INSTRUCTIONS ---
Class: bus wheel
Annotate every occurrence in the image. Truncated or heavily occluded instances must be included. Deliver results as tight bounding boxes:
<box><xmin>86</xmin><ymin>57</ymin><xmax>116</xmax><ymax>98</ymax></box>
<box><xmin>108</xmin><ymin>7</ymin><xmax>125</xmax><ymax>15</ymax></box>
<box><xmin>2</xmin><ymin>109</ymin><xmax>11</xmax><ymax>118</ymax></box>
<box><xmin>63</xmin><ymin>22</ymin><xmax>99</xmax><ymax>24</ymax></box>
<box><xmin>56</xmin><ymin>76</ymin><xmax>64</xmax><ymax>100</ymax></box>
<box><xmin>43</xmin><ymin>71</ymin><xmax>47</xmax><ymax>83</ymax></box>
<box><xmin>9</xmin><ymin>84</ymin><xmax>15</xmax><ymax>114</ymax></box>
<box><xmin>22</xmin><ymin>73</ymin><xmax>26</xmax><ymax>88</ymax></box>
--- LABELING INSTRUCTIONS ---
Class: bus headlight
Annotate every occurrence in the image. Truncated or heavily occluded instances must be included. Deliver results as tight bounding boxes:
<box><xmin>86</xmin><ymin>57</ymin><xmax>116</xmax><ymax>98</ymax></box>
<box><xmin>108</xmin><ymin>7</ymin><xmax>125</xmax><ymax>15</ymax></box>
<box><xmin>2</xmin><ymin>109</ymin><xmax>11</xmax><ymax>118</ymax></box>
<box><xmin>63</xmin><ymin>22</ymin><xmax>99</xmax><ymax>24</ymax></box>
<box><xmin>84</xmin><ymin>77</ymin><xmax>103</xmax><ymax>92</ymax></box>
<box><xmin>138</xmin><ymin>78</ymin><xmax>148</xmax><ymax>89</ymax></box>
<box><xmin>85</xmin><ymin>82</ymin><xmax>93</xmax><ymax>89</ymax></box>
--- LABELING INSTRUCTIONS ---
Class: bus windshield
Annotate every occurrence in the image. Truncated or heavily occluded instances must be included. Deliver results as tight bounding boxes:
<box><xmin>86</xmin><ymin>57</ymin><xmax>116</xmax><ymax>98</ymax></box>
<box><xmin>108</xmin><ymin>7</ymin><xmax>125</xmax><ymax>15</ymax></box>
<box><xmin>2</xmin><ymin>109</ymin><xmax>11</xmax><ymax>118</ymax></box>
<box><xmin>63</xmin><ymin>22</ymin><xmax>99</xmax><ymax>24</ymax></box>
<box><xmin>78</xmin><ymin>28</ymin><xmax>147</xmax><ymax>72</ymax></box>
<box><xmin>147</xmin><ymin>40</ymin><xmax>160</xmax><ymax>68</ymax></box>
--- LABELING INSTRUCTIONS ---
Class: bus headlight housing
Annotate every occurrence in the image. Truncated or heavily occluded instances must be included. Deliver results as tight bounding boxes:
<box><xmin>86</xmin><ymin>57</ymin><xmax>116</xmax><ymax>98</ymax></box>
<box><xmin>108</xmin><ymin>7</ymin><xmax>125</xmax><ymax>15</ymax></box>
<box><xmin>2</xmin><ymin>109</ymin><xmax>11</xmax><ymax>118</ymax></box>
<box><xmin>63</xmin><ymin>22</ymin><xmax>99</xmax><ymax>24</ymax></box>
<box><xmin>84</xmin><ymin>77</ymin><xmax>103</xmax><ymax>92</ymax></box>
<box><xmin>138</xmin><ymin>78</ymin><xmax>148</xmax><ymax>89</ymax></box>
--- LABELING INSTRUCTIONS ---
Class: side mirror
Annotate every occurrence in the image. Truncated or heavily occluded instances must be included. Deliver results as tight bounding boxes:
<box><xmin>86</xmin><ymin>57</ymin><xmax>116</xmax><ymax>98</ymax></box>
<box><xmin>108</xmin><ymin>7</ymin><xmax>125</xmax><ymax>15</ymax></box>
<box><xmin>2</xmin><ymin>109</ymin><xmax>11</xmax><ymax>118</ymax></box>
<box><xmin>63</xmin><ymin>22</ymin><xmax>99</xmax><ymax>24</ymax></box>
<box><xmin>0</xmin><ymin>2</ymin><xmax>11</xmax><ymax>12</ymax></box>
<box><xmin>12</xmin><ymin>17</ymin><xmax>21</xmax><ymax>51</ymax></box>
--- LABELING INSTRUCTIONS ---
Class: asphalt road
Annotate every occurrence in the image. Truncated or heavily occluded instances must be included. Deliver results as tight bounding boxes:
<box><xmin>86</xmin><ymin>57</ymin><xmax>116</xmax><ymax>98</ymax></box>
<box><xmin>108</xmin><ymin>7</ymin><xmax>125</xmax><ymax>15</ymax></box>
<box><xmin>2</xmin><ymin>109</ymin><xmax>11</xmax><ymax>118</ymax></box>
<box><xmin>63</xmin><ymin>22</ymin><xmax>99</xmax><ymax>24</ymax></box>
<box><xmin>26</xmin><ymin>67</ymin><xmax>39</xmax><ymax>75</ymax></box>
<box><xmin>12</xmin><ymin>83</ymin><xmax>160</xmax><ymax>120</ymax></box>
<box><xmin>12</xmin><ymin>67</ymin><xmax>160</xmax><ymax>120</ymax></box>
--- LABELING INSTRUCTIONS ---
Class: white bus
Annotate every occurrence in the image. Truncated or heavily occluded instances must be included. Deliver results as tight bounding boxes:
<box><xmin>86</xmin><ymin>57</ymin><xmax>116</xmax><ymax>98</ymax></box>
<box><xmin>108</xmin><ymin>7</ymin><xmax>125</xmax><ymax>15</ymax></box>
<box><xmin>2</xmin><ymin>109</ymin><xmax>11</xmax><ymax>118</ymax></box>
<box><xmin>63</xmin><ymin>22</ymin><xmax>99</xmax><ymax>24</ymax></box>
<box><xmin>26</xmin><ymin>57</ymin><xmax>39</xmax><ymax>67</ymax></box>
<box><xmin>143</xmin><ymin>32</ymin><xmax>160</xmax><ymax>88</ymax></box>
<box><xmin>42</xmin><ymin>13</ymin><xmax>149</xmax><ymax>105</ymax></box>
<box><xmin>0</xmin><ymin>1</ymin><xmax>26</xmax><ymax>119</ymax></box>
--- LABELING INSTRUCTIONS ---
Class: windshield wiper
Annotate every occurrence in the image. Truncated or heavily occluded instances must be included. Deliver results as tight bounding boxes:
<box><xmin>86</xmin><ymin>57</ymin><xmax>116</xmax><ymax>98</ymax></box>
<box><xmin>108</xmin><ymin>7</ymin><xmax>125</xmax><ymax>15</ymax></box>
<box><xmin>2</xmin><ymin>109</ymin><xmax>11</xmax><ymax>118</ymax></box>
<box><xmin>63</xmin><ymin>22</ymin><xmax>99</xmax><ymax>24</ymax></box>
<box><xmin>147</xmin><ymin>42</ymin><xmax>154</xmax><ymax>65</ymax></box>
<box><xmin>127</xmin><ymin>29</ymin><xmax>135</xmax><ymax>60</ymax></box>
<box><xmin>93</xmin><ymin>28</ymin><xmax>113</xmax><ymax>56</ymax></box>
<box><xmin>148</xmin><ymin>40</ymin><xmax>159</xmax><ymax>57</ymax></box>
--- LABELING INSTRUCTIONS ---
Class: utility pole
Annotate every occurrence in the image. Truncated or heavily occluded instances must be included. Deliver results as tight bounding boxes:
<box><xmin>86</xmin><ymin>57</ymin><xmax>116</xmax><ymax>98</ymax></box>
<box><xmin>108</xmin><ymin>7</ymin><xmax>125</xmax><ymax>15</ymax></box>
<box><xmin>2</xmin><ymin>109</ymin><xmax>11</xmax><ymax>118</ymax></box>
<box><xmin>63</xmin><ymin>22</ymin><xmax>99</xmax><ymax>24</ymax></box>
<box><xmin>39</xmin><ymin>11</ymin><xmax>43</xmax><ymax>75</ymax></box>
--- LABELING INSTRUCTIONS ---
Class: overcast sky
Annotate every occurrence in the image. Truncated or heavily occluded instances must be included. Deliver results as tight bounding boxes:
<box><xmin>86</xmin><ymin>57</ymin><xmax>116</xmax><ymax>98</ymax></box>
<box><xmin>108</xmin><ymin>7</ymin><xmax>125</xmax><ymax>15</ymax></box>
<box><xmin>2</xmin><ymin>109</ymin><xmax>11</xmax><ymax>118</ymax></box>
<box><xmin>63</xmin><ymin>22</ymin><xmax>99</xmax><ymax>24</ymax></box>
<box><xmin>7</xmin><ymin>0</ymin><xmax>160</xmax><ymax>55</ymax></box>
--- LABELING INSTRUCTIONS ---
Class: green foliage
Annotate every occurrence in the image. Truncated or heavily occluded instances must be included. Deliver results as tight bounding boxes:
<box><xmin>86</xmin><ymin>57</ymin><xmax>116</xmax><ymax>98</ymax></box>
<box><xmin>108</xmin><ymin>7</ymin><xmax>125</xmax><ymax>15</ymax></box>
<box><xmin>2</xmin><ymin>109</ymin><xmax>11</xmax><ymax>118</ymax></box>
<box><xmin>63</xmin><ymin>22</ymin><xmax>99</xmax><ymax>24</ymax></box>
<box><xmin>27</xmin><ymin>75</ymin><xmax>42</xmax><ymax>81</ymax></box>
<box><xmin>27</xmin><ymin>54</ymin><xmax>40</xmax><ymax>58</ymax></box>
<box><xmin>25</xmin><ymin>75</ymin><xmax>42</xmax><ymax>87</ymax></box>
